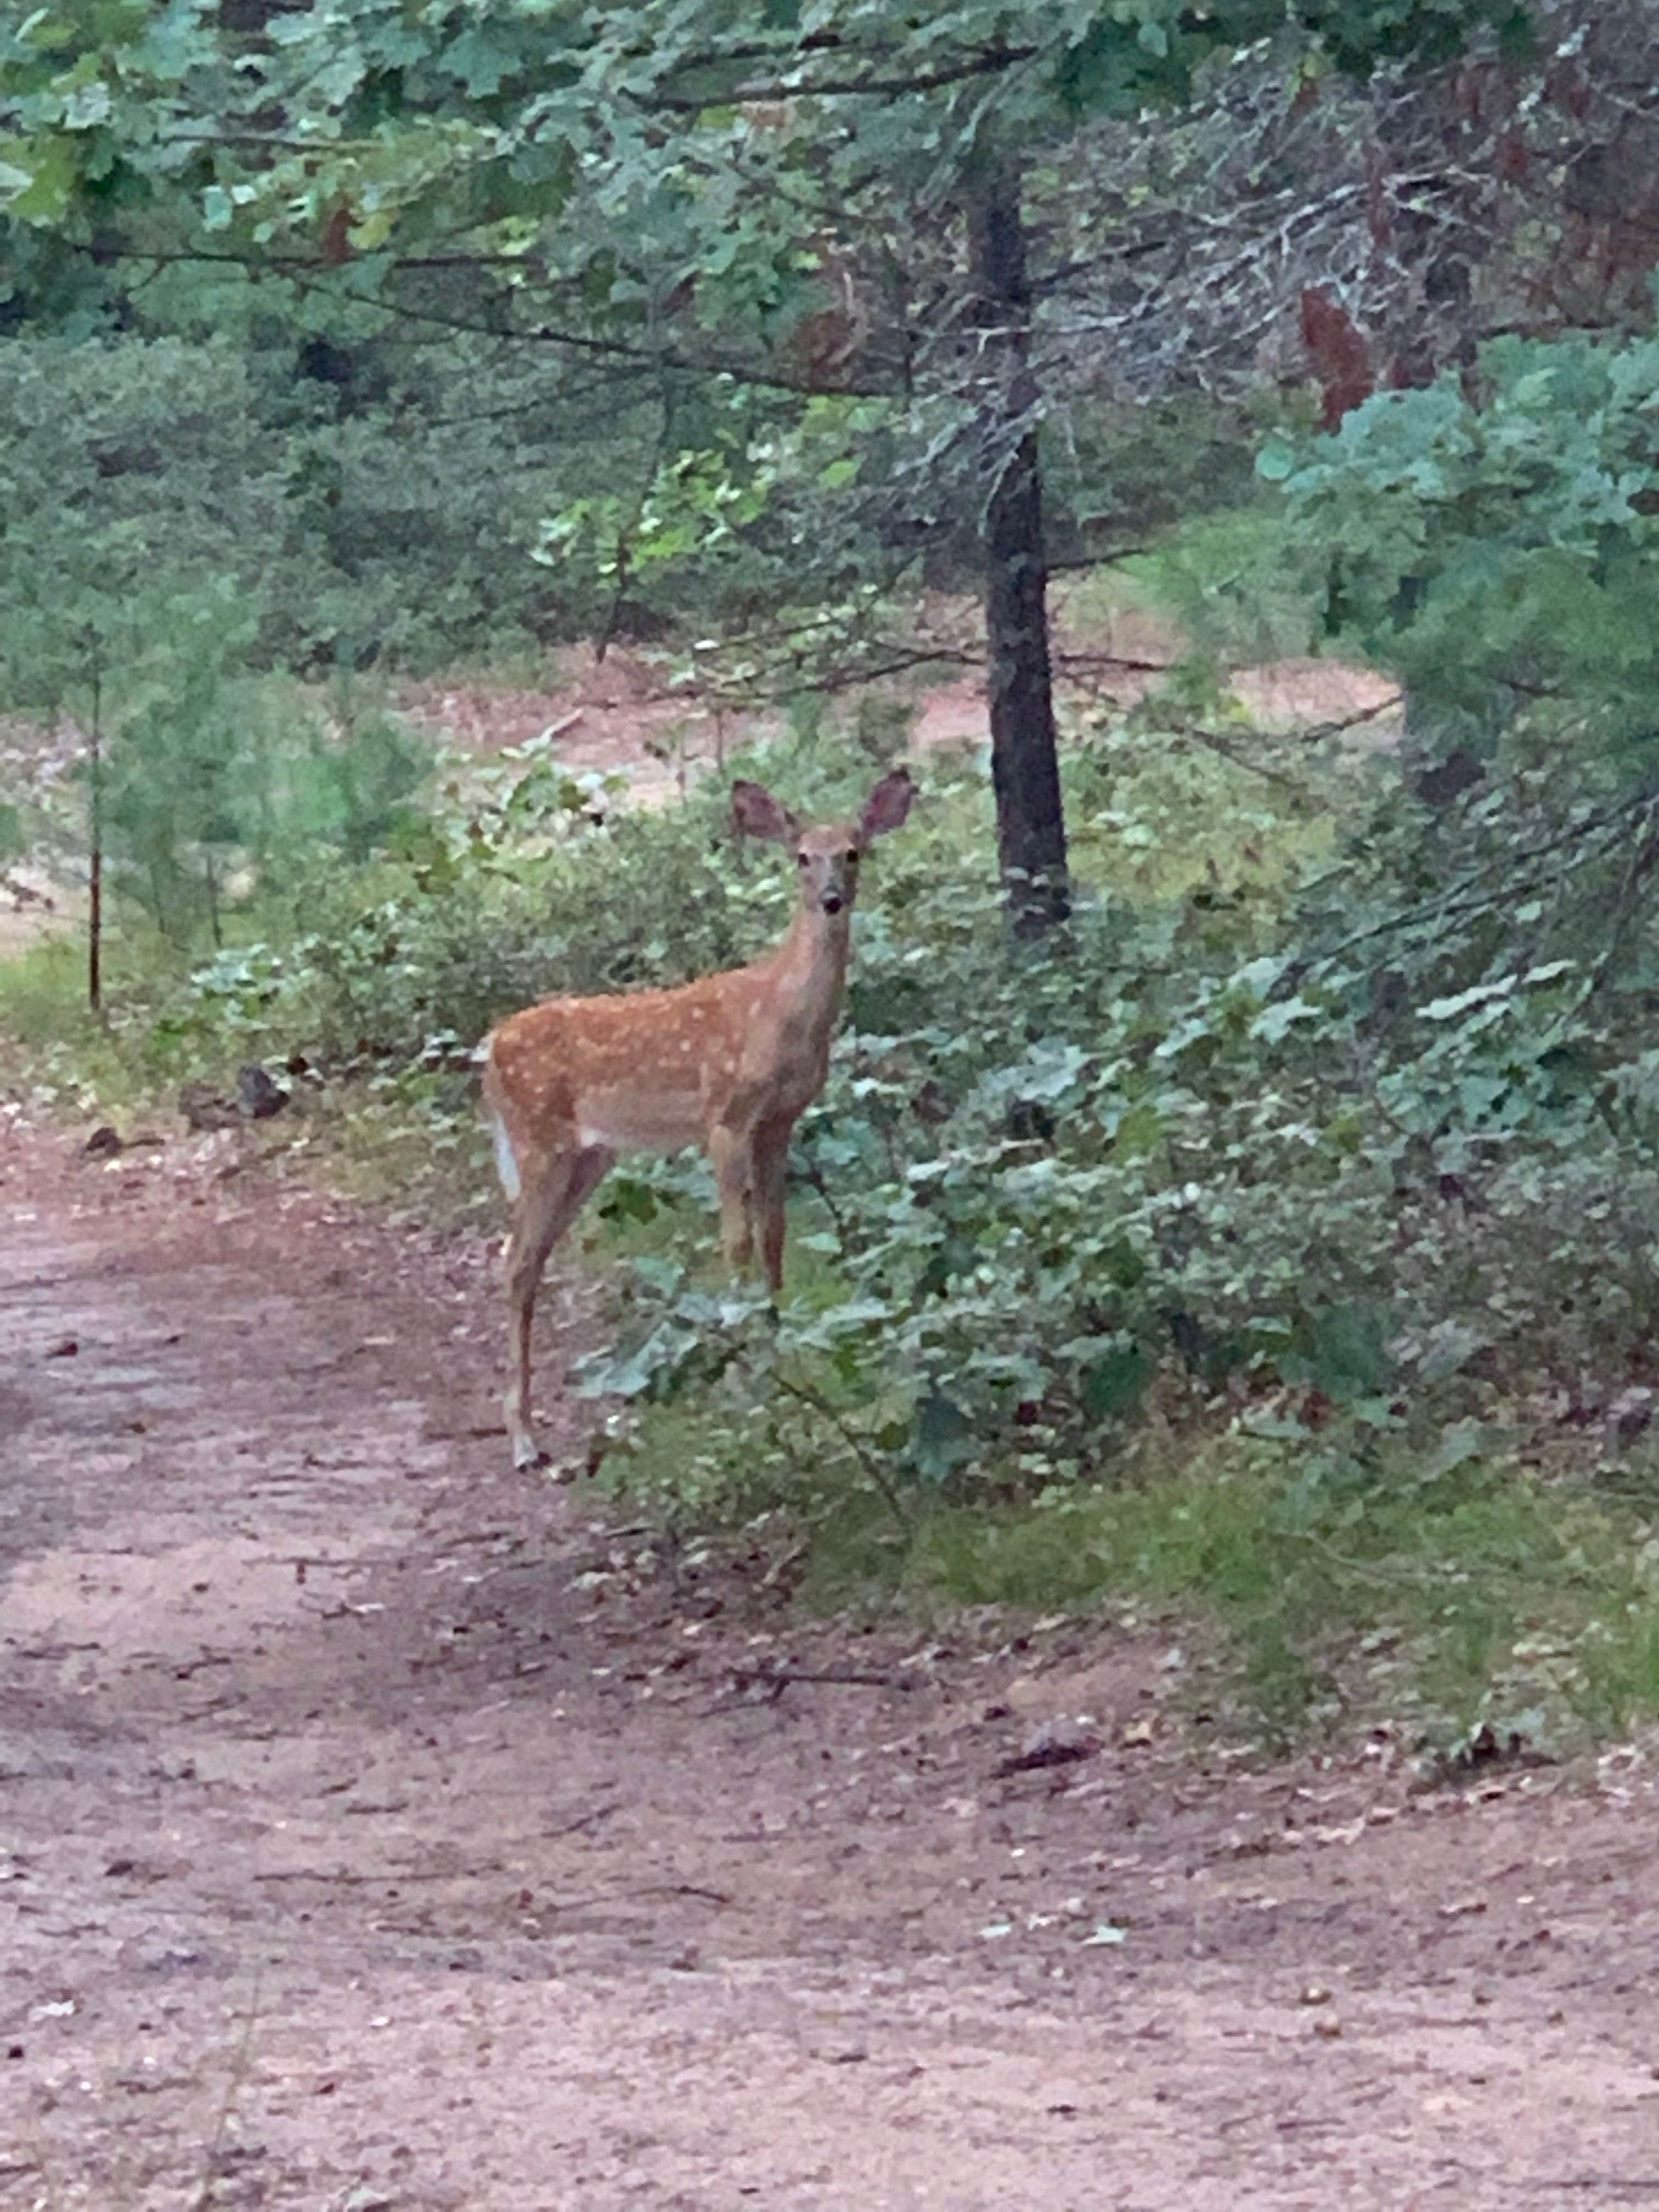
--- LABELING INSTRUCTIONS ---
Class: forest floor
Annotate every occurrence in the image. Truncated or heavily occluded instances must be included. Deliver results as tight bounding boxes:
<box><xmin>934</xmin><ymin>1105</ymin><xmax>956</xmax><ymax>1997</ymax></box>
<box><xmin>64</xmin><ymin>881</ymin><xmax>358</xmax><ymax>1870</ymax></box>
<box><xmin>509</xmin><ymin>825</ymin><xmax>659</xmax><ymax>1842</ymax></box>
<box><xmin>7</xmin><ymin>1118</ymin><xmax>1659</xmax><ymax>2211</ymax></box>
<box><xmin>396</xmin><ymin>602</ymin><xmax>1403</xmax><ymax>802</ymax></box>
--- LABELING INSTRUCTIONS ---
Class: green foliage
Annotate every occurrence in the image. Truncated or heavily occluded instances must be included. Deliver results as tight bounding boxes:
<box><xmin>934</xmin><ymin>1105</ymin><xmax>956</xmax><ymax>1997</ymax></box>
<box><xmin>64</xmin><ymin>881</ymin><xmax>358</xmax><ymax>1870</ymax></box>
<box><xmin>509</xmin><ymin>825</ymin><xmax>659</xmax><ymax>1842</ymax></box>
<box><xmin>1262</xmin><ymin>324</ymin><xmax>1659</xmax><ymax>756</ymax></box>
<box><xmin>535</xmin><ymin>393</ymin><xmax>912</xmax><ymax>657</ymax></box>
<box><xmin>1111</xmin><ymin>503</ymin><xmax>1322</xmax><ymax>668</ymax></box>
<box><xmin>0</xmin><ymin>331</ymin><xmax>470</xmax><ymax>967</ymax></box>
<box><xmin>250</xmin><ymin>335</ymin><xmax>657</xmax><ymax>673</ymax></box>
<box><xmin>0</xmin><ymin>335</ymin><xmax>280</xmax><ymax>709</ymax></box>
<box><xmin>0</xmin><ymin>0</ymin><xmax>1528</xmax><ymax>255</ymax></box>
<box><xmin>0</xmin><ymin>0</ymin><xmax>1532</xmax><ymax>721</ymax></box>
<box><xmin>0</xmin><ymin>924</ymin><xmax>217</xmax><ymax>1113</ymax></box>
<box><xmin>892</xmin><ymin>1442</ymin><xmax>1659</xmax><ymax>1750</ymax></box>
<box><xmin>0</xmin><ymin>321</ymin><xmax>672</xmax><ymax>681</ymax></box>
<box><xmin>263</xmin><ymin>698</ymin><xmax>433</xmax><ymax>866</ymax></box>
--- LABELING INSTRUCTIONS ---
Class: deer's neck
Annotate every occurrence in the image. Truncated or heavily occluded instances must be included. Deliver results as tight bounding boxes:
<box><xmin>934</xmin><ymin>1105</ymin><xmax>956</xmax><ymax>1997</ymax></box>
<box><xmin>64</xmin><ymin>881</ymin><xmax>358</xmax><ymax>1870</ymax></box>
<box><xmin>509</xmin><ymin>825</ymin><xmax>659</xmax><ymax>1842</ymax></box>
<box><xmin>764</xmin><ymin>906</ymin><xmax>852</xmax><ymax>1035</ymax></box>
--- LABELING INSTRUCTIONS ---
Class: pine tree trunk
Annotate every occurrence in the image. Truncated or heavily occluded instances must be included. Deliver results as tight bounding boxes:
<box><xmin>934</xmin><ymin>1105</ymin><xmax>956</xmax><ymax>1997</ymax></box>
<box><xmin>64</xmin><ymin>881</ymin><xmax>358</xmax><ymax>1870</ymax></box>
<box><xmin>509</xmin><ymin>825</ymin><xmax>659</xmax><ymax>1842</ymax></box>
<box><xmin>968</xmin><ymin>159</ymin><xmax>1069</xmax><ymax>935</ymax></box>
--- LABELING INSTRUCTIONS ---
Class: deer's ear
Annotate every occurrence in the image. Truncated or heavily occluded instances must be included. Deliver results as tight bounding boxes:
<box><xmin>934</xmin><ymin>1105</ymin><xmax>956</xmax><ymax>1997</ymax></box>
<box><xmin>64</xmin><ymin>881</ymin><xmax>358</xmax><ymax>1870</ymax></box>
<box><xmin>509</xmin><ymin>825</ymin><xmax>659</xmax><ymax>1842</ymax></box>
<box><xmin>857</xmin><ymin>768</ymin><xmax>918</xmax><ymax>845</ymax></box>
<box><xmin>731</xmin><ymin>780</ymin><xmax>800</xmax><ymax>845</ymax></box>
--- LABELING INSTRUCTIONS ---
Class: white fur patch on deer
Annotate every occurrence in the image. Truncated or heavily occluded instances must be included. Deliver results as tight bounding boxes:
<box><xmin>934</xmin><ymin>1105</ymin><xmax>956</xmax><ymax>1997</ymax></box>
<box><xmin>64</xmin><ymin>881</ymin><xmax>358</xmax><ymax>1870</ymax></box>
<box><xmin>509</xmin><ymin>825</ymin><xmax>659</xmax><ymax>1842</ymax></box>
<box><xmin>479</xmin><ymin>769</ymin><xmax>917</xmax><ymax>1471</ymax></box>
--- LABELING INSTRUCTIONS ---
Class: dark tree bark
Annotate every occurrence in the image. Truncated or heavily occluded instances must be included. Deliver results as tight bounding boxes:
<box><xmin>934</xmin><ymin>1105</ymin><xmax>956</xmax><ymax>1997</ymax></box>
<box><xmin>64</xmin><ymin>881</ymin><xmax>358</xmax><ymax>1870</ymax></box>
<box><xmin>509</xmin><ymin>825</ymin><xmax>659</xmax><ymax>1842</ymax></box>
<box><xmin>968</xmin><ymin>157</ymin><xmax>1069</xmax><ymax>935</ymax></box>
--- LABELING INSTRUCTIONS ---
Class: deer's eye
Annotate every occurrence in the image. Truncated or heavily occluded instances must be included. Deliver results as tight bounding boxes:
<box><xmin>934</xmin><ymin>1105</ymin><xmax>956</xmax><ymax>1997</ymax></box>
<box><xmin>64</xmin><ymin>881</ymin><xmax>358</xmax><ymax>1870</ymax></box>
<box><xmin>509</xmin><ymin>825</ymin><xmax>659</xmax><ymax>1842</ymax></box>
<box><xmin>797</xmin><ymin>852</ymin><xmax>810</xmax><ymax>866</ymax></box>
<box><xmin>845</xmin><ymin>848</ymin><xmax>860</xmax><ymax>864</ymax></box>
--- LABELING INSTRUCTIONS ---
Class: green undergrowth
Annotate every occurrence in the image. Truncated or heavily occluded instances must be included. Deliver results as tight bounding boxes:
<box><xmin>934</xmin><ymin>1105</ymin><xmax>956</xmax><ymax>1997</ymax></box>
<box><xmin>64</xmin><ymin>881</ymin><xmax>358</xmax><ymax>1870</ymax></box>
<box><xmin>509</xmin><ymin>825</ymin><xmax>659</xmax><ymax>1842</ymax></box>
<box><xmin>664</xmin><ymin>1431</ymin><xmax>1659</xmax><ymax>1756</ymax></box>
<box><xmin>923</xmin><ymin>1447</ymin><xmax>1659</xmax><ymax>1752</ymax></box>
<box><xmin>0</xmin><ymin>931</ymin><xmax>181</xmax><ymax>1121</ymax></box>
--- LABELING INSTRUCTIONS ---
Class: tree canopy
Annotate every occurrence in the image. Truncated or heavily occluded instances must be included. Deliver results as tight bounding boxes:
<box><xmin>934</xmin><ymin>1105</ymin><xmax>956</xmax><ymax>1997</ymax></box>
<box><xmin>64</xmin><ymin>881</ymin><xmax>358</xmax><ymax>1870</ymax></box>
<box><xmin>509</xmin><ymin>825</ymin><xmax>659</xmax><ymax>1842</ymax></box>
<box><xmin>1</xmin><ymin>0</ymin><xmax>1536</xmax><ymax>924</ymax></box>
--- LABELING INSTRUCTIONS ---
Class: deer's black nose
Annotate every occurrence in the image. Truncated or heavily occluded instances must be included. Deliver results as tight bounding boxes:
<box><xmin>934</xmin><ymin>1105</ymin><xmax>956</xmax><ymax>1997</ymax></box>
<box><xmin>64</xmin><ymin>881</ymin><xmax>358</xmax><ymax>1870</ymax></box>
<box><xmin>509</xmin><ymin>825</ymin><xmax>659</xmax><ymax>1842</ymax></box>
<box><xmin>821</xmin><ymin>895</ymin><xmax>844</xmax><ymax>915</ymax></box>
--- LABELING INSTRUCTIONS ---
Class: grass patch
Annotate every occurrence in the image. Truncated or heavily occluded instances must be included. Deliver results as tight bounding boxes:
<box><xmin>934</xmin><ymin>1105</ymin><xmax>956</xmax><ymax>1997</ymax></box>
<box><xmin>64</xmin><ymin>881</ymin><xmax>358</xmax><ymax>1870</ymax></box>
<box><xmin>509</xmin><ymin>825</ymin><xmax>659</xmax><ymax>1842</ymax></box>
<box><xmin>0</xmin><ymin>929</ymin><xmax>179</xmax><ymax>1119</ymax></box>
<box><xmin>582</xmin><ymin>1388</ymin><xmax>1659</xmax><ymax>1754</ymax></box>
<box><xmin>304</xmin><ymin>1082</ymin><xmax>497</xmax><ymax>1231</ymax></box>
<box><xmin>787</xmin><ymin>1438</ymin><xmax>1659</xmax><ymax>1752</ymax></box>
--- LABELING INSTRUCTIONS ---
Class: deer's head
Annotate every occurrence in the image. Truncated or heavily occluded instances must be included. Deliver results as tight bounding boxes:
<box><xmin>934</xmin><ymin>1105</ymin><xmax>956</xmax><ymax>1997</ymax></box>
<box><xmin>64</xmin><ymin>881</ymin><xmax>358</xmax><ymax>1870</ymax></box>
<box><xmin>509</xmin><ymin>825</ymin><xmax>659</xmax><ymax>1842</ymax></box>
<box><xmin>732</xmin><ymin>769</ymin><xmax>917</xmax><ymax>919</ymax></box>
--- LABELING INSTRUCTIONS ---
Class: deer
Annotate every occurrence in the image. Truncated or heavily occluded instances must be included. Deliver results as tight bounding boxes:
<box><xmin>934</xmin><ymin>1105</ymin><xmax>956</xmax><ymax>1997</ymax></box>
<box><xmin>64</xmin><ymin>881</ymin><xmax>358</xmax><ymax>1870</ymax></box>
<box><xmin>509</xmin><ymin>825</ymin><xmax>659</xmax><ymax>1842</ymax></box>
<box><xmin>479</xmin><ymin>768</ymin><xmax>917</xmax><ymax>1470</ymax></box>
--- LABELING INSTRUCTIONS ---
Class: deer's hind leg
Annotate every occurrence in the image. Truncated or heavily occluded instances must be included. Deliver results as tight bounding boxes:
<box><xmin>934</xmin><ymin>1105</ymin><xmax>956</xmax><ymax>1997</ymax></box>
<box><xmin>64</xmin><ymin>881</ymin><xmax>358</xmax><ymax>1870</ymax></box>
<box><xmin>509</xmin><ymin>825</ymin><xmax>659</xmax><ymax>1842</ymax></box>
<box><xmin>504</xmin><ymin>1137</ymin><xmax>613</xmax><ymax>1471</ymax></box>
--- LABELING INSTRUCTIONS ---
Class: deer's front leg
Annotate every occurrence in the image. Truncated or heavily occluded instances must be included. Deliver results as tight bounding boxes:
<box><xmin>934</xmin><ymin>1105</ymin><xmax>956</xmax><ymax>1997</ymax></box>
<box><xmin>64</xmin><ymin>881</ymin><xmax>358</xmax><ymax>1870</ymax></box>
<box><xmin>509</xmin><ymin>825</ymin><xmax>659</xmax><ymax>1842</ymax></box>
<box><xmin>752</xmin><ymin>1116</ymin><xmax>794</xmax><ymax>1296</ymax></box>
<box><xmin>708</xmin><ymin>1122</ymin><xmax>757</xmax><ymax>1274</ymax></box>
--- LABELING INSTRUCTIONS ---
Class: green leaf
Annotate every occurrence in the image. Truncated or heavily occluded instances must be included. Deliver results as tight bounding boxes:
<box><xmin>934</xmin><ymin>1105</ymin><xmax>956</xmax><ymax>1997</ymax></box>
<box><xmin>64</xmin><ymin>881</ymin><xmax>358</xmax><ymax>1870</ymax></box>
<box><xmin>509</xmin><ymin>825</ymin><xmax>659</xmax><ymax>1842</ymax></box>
<box><xmin>5</xmin><ymin>135</ymin><xmax>76</xmax><ymax>221</ymax></box>
<box><xmin>1250</xmin><ymin>995</ymin><xmax>1322</xmax><ymax>1044</ymax></box>
<box><xmin>1256</xmin><ymin>436</ymin><xmax>1297</xmax><ymax>484</ymax></box>
<box><xmin>1307</xmin><ymin>1302</ymin><xmax>1396</xmax><ymax>1401</ymax></box>
<box><xmin>912</xmin><ymin>1391</ymin><xmax>977</xmax><ymax>1483</ymax></box>
<box><xmin>599</xmin><ymin>1175</ymin><xmax>661</xmax><ymax>1226</ymax></box>
<box><xmin>1078</xmin><ymin>1342</ymin><xmax>1154</xmax><ymax>1420</ymax></box>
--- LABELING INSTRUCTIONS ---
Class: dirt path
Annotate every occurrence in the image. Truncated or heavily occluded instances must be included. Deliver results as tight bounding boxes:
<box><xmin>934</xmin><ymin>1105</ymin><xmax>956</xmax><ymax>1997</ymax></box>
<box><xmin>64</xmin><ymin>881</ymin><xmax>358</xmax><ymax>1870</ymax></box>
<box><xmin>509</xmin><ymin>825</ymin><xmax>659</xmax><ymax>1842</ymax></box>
<box><xmin>4</xmin><ymin>1123</ymin><xmax>1659</xmax><ymax>2210</ymax></box>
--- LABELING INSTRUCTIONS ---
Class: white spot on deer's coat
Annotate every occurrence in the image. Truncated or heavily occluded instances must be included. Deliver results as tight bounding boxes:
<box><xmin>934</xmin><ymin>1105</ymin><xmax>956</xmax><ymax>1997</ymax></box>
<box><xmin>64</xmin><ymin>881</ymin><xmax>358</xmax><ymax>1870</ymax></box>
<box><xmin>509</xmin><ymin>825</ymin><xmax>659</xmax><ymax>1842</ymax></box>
<box><xmin>488</xmin><ymin>1109</ymin><xmax>521</xmax><ymax>1202</ymax></box>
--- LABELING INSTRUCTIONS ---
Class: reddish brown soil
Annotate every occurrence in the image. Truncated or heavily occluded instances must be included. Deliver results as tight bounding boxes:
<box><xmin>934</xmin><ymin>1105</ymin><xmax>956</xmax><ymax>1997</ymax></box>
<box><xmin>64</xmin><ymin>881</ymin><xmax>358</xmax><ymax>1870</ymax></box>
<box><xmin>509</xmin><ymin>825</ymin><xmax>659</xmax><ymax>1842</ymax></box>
<box><xmin>5</xmin><ymin>1120</ymin><xmax>1659</xmax><ymax>2210</ymax></box>
<box><xmin>398</xmin><ymin>635</ymin><xmax>1402</xmax><ymax>809</ymax></box>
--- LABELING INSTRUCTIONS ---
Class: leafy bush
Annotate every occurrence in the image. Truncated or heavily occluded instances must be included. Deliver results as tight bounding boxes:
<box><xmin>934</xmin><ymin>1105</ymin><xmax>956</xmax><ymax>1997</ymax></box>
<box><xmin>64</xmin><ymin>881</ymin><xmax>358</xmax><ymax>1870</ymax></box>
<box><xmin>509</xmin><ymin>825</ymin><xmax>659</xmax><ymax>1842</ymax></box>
<box><xmin>1261</xmin><ymin>325</ymin><xmax>1659</xmax><ymax>759</ymax></box>
<box><xmin>551</xmin><ymin>701</ymin><xmax>1659</xmax><ymax>1564</ymax></box>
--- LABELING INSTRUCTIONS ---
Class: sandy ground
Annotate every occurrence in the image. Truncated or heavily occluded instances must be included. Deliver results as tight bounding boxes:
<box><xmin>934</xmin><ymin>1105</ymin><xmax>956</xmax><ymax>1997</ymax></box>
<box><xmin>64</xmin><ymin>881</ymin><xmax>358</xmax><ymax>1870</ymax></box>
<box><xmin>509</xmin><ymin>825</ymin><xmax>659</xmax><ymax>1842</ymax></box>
<box><xmin>399</xmin><ymin>634</ymin><xmax>1402</xmax><ymax>803</ymax></box>
<box><xmin>4</xmin><ymin>1118</ymin><xmax>1659</xmax><ymax>2210</ymax></box>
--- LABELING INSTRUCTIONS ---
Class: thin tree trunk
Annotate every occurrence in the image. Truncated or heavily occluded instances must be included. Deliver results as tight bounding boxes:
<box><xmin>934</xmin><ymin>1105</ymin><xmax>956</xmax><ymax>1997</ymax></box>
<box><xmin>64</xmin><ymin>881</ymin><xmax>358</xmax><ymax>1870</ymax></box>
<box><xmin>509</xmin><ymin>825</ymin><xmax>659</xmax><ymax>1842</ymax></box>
<box><xmin>968</xmin><ymin>158</ymin><xmax>1069</xmax><ymax>935</ymax></box>
<box><xmin>86</xmin><ymin>657</ymin><xmax>103</xmax><ymax>1013</ymax></box>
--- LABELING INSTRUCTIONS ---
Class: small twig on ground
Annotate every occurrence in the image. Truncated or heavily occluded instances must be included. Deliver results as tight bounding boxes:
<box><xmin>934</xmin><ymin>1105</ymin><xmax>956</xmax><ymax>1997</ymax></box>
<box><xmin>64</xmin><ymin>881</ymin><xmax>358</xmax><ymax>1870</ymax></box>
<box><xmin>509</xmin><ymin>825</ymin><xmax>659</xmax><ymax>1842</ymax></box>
<box><xmin>253</xmin><ymin>1861</ymin><xmax>506</xmax><ymax>1884</ymax></box>
<box><xmin>542</xmin><ymin>1801</ymin><xmax>622</xmax><ymax>1839</ymax></box>
<box><xmin>993</xmin><ymin>1738</ymin><xmax>1099</xmax><ymax>1779</ymax></box>
<box><xmin>1527</xmin><ymin>2182</ymin><xmax>1659</xmax><ymax>2196</ymax></box>
<box><xmin>545</xmin><ymin>1881</ymin><xmax>733</xmax><ymax>1912</ymax></box>
<box><xmin>178</xmin><ymin>1694</ymin><xmax>247</xmax><ymax>1724</ymax></box>
<box><xmin>726</xmin><ymin>1661</ymin><xmax>921</xmax><ymax>1699</ymax></box>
